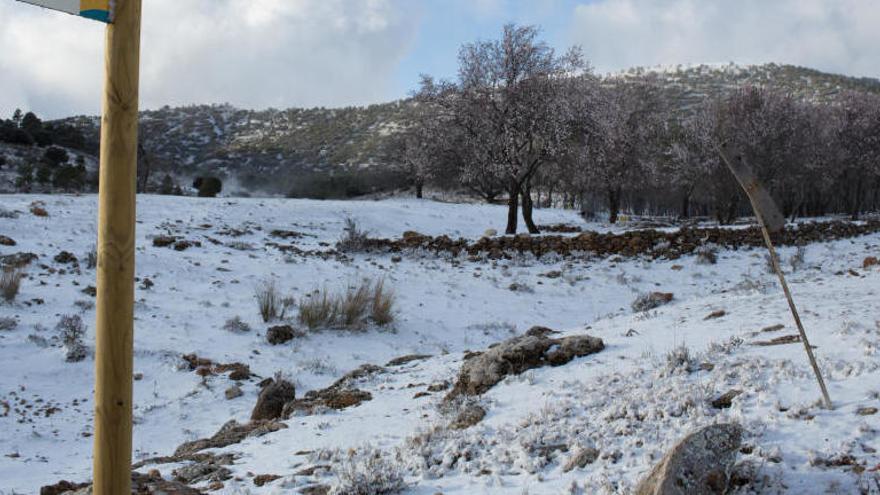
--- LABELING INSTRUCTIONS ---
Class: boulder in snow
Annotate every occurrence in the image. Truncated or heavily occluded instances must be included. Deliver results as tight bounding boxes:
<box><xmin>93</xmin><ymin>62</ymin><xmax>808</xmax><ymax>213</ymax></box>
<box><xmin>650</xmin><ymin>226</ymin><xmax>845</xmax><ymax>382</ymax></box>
<box><xmin>635</xmin><ymin>423</ymin><xmax>743</xmax><ymax>495</ymax></box>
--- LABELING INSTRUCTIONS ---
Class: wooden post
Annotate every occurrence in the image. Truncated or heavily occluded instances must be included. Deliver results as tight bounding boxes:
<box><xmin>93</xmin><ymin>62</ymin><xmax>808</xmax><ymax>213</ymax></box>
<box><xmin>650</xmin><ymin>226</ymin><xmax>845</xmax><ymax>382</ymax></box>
<box><xmin>93</xmin><ymin>0</ymin><xmax>141</xmax><ymax>493</ymax></box>
<box><xmin>719</xmin><ymin>142</ymin><xmax>833</xmax><ymax>410</ymax></box>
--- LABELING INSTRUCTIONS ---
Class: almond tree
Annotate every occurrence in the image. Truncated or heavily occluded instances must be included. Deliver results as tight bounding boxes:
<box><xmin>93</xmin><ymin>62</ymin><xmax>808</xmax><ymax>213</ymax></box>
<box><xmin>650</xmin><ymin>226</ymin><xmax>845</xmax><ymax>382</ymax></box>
<box><xmin>832</xmin><ymin>91</ymin><xmax>880</xmax><ymax>219</ymax></box>
<box><xmin>664</xmin><ymin>102</ymin><xmax>718</xmax><ymax>219</ymax></box>
<box><xmin>387</xmin><ymin>106</ymin><xmax>443</xmax><ymax>199</ymax></box>
<box><xmin>420</xmin><ymin>24</ymin><xmax>584</xmax><ymax>234</ymax></box>
<box><xmin>581</xmin><ymin>76</ymin><xmax>665</xmax><ymax>223</ymax></box>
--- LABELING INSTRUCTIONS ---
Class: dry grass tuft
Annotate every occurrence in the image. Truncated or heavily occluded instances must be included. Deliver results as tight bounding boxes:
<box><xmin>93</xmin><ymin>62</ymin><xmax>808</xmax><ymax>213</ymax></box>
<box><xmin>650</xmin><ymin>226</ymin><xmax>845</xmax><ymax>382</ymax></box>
<box><xmin>370</xmin><ymin>278</ymin><xmax>395</xmax><ymax>326</ymax></box>
<box><xmin>255</xmin><ymin>279</ymin><xmax>293</xmax><ymax>322</ymax></box>
<box><xmin>1</xmin><ymin>267</ymin><xmax>24</xmax><ymax>303</ymax></box>
<box><xmin>298</xmin><ymin>278</ymin><xmax>396</xmax><ymax>331</ymax></box>
<box><xmin>299</xmin><ymin>288</ymin><xmax>340</xmax><ymax>330</ymax></box>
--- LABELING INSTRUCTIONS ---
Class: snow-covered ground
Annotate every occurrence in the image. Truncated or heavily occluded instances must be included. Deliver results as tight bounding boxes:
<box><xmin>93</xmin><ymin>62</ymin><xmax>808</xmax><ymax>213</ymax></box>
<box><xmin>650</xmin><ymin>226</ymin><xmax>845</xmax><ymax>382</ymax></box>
<box><xmin>1</xmin><ymin>194</ymin><xmax>878</xmax><ymax>494</ymax></box>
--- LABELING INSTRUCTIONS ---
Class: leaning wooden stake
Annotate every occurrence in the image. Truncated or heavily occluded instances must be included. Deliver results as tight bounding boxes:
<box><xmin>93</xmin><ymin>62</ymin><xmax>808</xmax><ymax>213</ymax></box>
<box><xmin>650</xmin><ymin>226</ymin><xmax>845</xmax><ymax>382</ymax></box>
<box><xmin>93</xmin><ymin>1</ymin><xmax>142</xmax><ymax>493</ymax></box>
<box><xmin>719</xmin><ymin>142</ymin><xmax>832</xmax><ymax>410</ymax></box>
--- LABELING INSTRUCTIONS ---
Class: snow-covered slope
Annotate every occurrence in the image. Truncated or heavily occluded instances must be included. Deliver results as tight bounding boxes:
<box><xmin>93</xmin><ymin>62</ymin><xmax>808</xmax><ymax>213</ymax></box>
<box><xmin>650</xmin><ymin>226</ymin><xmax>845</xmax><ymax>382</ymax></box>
<box><xmin>0</xmin><ymin>194</ymin><xmax>878</xmax><ymax>494</ymax></box>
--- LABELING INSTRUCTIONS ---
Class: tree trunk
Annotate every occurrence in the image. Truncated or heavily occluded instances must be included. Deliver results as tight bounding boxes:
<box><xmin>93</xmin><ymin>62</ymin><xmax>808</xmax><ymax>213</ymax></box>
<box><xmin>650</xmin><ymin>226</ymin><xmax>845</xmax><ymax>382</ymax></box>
<box><xmin>521</xmin><ymin>182</ymin><xmax>540</xmax><ymax>234</ymax></box>
<box><xmin>505</xmin><ymin>182</ymin><xmax>519</xmax><ymax>234</ymax></box>
<box><xmin>680</xmin><ymin>192</ymin><xmax>690</xmax><ymax>219</ymax></box>
<box><xmin>850</xmin><ymin>179</ymin><xmax>863</xmax><ymax>221</ymax></box>
<box><xmin>415</xmin><ymin>180</ymin><xmax>423</xmax><ymax>199</ymax></box>
<box><xmin>607</xmin><ymin>187</ymin><xmax>621</xmax><ymax>224</ymax></box>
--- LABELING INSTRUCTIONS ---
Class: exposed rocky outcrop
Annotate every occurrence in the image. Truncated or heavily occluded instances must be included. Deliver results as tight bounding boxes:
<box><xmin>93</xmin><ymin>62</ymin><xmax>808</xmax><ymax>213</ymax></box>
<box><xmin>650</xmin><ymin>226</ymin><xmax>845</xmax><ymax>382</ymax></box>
<box><xmin>41</xmin><ymin>470</ymin><xmax>206</xmax><ymax>495</ymax></box>
<box><xmin>635</xmin><ymin>423</ymin><xmax>743</xmax><ymax>495</ymax></box>
<box><xmin>446</xmin><ymin>327</ymin><xmax>604</xmax><ymax>401</ymax></box>
<box><xmin>251</xmin><ymin>378</ymin><xmax>296</xmax><ymax>420</ymax></box>
<box><xmin>174</xmin><ymin>419</ymin><xmax>287</xmax><ymax>457</ymax></box>
<box><xmin>280</xmin><ymin>364</ymin><xmax>383</xmax><ymax>417</ymax></box>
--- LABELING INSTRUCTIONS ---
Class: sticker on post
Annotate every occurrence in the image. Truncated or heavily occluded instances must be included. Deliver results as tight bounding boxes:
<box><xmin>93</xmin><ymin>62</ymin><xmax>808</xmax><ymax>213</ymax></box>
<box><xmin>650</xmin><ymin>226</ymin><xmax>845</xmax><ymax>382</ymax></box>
<box><xmin>14</xmin><ymin>0</ymin><xmax>114</xmax><ymax>23</ymax></box>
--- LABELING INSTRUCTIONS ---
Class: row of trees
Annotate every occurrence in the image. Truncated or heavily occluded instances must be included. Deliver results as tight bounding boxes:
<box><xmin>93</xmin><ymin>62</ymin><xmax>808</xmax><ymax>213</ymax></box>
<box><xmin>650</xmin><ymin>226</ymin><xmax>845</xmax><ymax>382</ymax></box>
<box><xmin>389</xmin><ymin>24</ymin><xmax>880</xmax><ymax>233</ymax></box>
<box><xmin>0</xmin><ymin>109</ymin><xmax>93</xmax><ymax>152</ymax></box>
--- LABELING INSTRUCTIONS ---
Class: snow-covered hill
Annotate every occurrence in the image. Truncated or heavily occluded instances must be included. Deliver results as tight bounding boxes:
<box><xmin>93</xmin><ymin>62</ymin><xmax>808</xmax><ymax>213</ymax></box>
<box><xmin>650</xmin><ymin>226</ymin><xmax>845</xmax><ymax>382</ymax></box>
<box><xmin>47</xmin><ymin>63</ymin><xmax>880</xmax><ymax>195</ymax></box>
<box><xmin>1</xmin><ymin>195</ymin><xmax>878</xmax><ymax>494</ymax></box>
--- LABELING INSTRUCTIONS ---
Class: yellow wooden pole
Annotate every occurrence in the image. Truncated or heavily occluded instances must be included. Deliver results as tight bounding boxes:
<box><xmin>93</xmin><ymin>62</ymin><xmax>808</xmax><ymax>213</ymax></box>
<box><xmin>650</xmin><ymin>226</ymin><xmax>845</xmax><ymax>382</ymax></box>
<box><xmin>93</xmin><ymin>0</ymin><xmax>142</xmax><ymax>493</ymax></box>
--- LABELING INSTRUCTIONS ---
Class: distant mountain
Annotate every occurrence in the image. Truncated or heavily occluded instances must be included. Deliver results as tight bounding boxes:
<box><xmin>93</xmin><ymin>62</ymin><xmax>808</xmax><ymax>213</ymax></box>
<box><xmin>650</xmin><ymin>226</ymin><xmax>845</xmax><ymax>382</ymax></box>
<box><xmin>608</xmin><ymin>62</ymin><xmax>880</xmax><ymax>113</ymax></box>
<box><xmin>52</xmin><ymin>63</ymin><xmax>880</xmax><ymax>194</ymax></box>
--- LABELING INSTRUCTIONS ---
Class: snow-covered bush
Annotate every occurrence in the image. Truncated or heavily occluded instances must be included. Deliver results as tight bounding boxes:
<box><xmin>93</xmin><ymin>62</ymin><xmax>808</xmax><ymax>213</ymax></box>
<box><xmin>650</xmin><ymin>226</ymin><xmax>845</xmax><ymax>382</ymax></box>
<box><xmin>1</xmin><ymin>267</ymin><xmax>24</xmax><ymax>303</ymax></box>
<box><xmin>330</xmin><ymin>448</ymin><xmax>405</xmax><ymax>495</ymax></box>
<box><xmin>789</xmin><ymin>246</ymin><xmax>806</xmax><ymax>272</ymax></box>
<box><xmin>57</xmin><ymin>314</ymin><xmax>86</xmax><ymax>362</ymax></box>
<box><xmin>222</xmin><ymin>316</ymin><xmax>251</xmax><ymax>333</ymax></box>
<box><xmin>664</xmin><ymin>344</ymin><xmax>696</xmax><ymax>374</ymax></box>
<box><xmin>337</xmin><ymin>217</ymin><xmax>370</xmax><ymax>253</ymax></box>
<box><xmin>695</xmin><ymin>244</ymin><xmax>718</xmax><ymax>265</ymax></box>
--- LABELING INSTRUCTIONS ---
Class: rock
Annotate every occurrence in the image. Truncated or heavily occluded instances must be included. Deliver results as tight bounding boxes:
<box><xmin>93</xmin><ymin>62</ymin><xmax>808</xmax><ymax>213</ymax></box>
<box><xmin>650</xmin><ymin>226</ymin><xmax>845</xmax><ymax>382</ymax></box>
<box><xmin>632</xmin><ymin>292</ymin><xmax>674</xmax><ymax>312</ymax></box>
<box><xmin>225</xmin><ymin>386</ymin><xmax>243</xmax><ymax>400</ymax></box>
<box><xmin>710</xmin><ymin>390</ymin><xmax>742</xmax><ymax>409</ymax></box>
<box><xmin>153</xmin><ymin>235</ymin><xmax>177</xmax><ymax>247</ymax></box>
<box><xmin>450</xmin><ymin>404</ymin><xmax>486</xmax><ymax>430</ymax></box>
<box><xmin>563</xmin><ymin>447</ymin><xmax>600</xmax><ymax>472</ymax></box>
<box><xmin>173</xmin><ymin>240</ymin><xmax>200</xmax><ymax>251</ymax></box>
<box><xmin>385</xmin><ymin>354</ymin><xmax>432</xmax><ymax>367</ymax></box>
<box><xmin>300</xmin><ymin>485</ymin><xmax>331</xmax><ymax>495</ymax></box>
<box><xmin>864</xmin><ymin>256</ymin><xmax>879</xmax><ymax>269</ymax></box>
<box><xmin>251</xmin><ymin>378</ymin><xmax>296</xmax><ymax>420</ymax></box>
<box><xmin>635</xmin><ymin>424</ymin><xmax>743</xmax><ymax>495</ymax></box>
<box><xmin>225</xmin><ymin>365</ymin><xmax>252</xmax><ymax>381</ymax></box>
<box><xmin>0</xmin><ymin>235</ymin><xmax>15</xmax><ymax>246</ymax></box>
<box><xmin>42</xmin><ymin>471</ymin><xmax>205</xmax><ymax>495</ymax></box>
<box><xmin>266</xmin><ymin>325</ymin><xmax>297</xmax><ymax>345</ymax></box>
<box><xmin>53</xmin><ymin>251</ymin><xmax>78</xmax><ymax>264</ymax></box>
<box><xmin>704</xmin><ymin>310</ymin><xmax>726</xmax><ymax>320</ymax></box>
<box><xmin>40</xmin><ymin>480</ymin><xmax>90</xmax><ymax>495</ymax></box>
<box><xmin>1</xmin><ymin>252</ymin><xmax>38</xmax><ymax>269</ymax></box>
<box><xmin>282</xmin><ymin>388</ymin><xmax>372</xmax><ymax>417</ymax></box>
<box><xmin>856</xmin><ymin>407</ymin><xmax>878</xmax><ymax>416</ymax></box>
<box><xmin>483</xmin><ymin>229</ymin><xmax>498</xmax><ymax>237</ymax></box>
<box><xmin>173</xmin><ymin>462</ymin><xmax>232</xmax><ymax>485</ymax></box>
<box><xmin>525</xmin><ymin>326</ymin><xmax>558</xmax><ymax>337</ymax></box>
<box><xmin>427</xmin><ymin>381</ymin><xmax>450</xmax><ymax>392</ymax></box>
<box><xmin>402</xmin><ymin>231</ymin><xmax>423</xmax><ymax>240</ymax></box>
<box><xmin>174</xmin><ymin>419</ymin><xmax>287</xmax><ymax>456</ymax></box>
<box><xmin>446</xmin><ymin>327</ymin><xmax>604</xmax><ymax>400</ymax></box>
<box><xmin>253</xmin><ymin>474</ymin><xmax>282</xmax><ymax>487</ymax></box>
<box><xmin>330</xmin><ymin>363</ymin><xmax>385</xmax><ymax>389</ymax></box>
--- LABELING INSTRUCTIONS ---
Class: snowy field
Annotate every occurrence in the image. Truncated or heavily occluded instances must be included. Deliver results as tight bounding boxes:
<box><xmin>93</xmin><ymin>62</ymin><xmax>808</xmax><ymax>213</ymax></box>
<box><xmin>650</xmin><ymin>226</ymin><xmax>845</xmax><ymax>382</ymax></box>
<box><xmin>1</xmin><ymin>194</ymin><xmax>879</xmax><ymax>494</ymax></box>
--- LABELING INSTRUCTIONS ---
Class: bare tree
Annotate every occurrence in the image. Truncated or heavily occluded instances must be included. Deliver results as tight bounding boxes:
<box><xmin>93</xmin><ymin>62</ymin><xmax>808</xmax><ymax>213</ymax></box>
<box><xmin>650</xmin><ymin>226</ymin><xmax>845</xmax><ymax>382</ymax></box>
<box><xmin>578</xmin><ymin>76</ymin><xmax>665</xmax><ymax>223</ymax></box>
<box><xmin>420</xmin><ymin>24</ymin><xmax>585</xmax><ymax>233</ymax></box>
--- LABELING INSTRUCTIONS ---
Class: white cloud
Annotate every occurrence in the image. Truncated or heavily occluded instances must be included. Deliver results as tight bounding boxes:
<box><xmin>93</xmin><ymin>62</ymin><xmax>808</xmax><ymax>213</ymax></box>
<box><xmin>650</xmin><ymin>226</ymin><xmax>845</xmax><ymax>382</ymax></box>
<box><xmin>568</xmin><ymin>0</ymin><xmax>880</xmax><ymax>78</ymax></box>
<box><xmin>0</xmin><ymin>0</ymin><xmax>420</xmax><ymax>118</ymax></box>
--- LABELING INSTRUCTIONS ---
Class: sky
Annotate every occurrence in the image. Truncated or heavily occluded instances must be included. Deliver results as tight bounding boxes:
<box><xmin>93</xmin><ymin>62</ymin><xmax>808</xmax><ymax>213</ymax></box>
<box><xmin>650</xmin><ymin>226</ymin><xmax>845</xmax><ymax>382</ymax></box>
<box><xmin>1</xmin><ymin>0</ymin><xmax>879</xmax><ymax>119</ymax></box>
